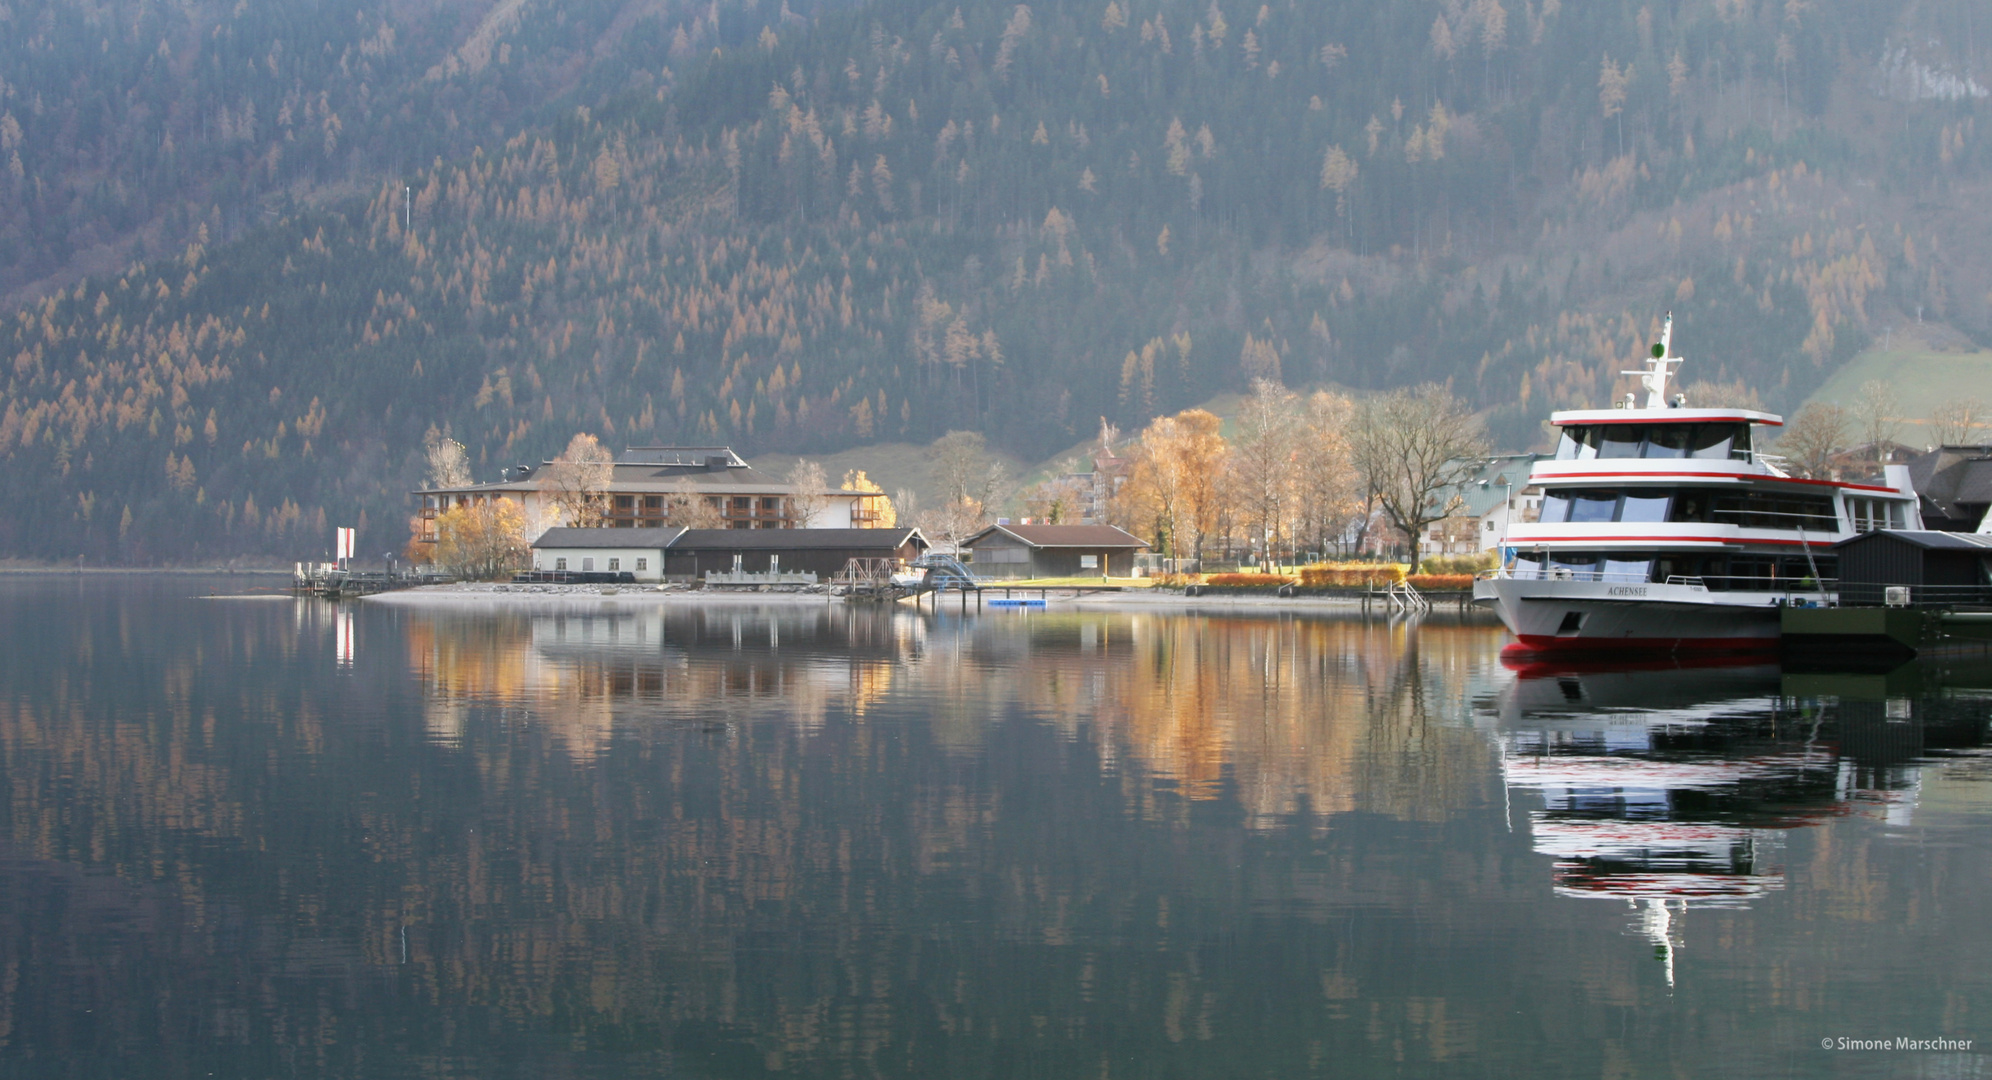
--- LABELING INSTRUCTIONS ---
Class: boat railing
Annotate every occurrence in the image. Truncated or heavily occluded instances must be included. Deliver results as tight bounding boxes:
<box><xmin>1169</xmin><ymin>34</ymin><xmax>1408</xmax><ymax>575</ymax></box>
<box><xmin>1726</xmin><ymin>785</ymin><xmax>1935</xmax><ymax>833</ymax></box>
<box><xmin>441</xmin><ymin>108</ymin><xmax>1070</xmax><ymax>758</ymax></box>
<box><xmin>1490</xmin><ymin>569</ymin><xmax>1658</xmax><ymax>584</ymax></box>
<box><xmin>1837</xmin><ymin>583</ymin><xmax>1992</xmax><ymax>610</ymax></box>
<box><xmin>1488</xmin><ymin>568</ymin><xmax>1840</xmax><ymax>595</ymax></box>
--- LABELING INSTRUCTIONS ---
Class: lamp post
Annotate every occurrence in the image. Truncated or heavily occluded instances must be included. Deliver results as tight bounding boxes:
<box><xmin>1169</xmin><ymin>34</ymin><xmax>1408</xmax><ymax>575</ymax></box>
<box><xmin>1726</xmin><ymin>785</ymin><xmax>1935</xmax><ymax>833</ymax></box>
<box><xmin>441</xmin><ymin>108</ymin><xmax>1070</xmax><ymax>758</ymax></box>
<box><xmin>1478</xmin><ymin>471</ymin><xmax>1514</xmax><ymax>555</ymax></box>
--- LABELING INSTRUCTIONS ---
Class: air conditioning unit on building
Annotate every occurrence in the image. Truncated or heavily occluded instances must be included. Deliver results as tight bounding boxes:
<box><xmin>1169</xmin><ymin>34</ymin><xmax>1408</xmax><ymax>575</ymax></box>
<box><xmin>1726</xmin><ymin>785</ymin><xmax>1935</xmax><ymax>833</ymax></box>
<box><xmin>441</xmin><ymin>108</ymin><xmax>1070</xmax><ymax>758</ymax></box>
<box><xmin>1884</xmin><ymin>586</ymin><xmax>1911</xmax><ymax>607</ymax></box>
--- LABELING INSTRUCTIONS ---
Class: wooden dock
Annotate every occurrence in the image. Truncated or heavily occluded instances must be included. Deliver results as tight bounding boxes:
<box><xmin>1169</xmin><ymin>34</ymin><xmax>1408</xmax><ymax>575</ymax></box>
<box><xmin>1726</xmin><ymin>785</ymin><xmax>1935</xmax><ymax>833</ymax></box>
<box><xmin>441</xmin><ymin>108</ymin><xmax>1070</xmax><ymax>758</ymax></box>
<box><xmin>293</xmin><ymin>563</ymin><xmax>451</xmax><ymax>600</ymax></box>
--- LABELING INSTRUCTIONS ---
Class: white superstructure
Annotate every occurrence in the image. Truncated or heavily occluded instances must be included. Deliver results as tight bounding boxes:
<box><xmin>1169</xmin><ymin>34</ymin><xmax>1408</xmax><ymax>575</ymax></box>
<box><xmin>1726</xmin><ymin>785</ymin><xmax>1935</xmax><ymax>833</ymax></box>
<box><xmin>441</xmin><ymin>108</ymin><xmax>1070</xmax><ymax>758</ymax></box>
<box><xmin>1474</xmin><ymin>315</ymin><xmax>1921</xmax><ymax>654</ymax></box>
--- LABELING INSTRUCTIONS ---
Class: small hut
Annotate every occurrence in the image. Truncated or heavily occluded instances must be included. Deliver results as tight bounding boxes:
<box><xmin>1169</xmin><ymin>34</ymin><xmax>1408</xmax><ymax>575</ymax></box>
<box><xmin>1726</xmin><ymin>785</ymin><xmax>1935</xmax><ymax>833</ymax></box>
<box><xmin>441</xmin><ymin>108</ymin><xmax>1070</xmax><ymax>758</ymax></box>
<box><xmin>962</xmin><ymin>524</ymin><xmax>1150</xmax><ymax>579</ymax></box>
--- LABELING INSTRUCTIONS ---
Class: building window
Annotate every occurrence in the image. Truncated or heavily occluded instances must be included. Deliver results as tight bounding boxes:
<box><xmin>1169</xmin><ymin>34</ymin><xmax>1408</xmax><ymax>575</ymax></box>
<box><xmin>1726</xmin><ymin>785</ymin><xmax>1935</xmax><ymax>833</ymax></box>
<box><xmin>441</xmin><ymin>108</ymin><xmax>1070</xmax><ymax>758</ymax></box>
<box><xmin>608</xmin><ymin>558</ymin><xmax>620</xmax><ymax>571</ymax></box>
<box><xmin>732</xmin><ymin>496</ymin><xmax>752</xmax><ymax>515</ymax></box>
<box><xmin>635</xmin><ymin>558</ymin><xmax>647</xmax><ymax>571</ymax></box>
<box><xmin>555</xmin><ymin>558</ymin><xmax>568</xmax><ymax>570</ymax></box>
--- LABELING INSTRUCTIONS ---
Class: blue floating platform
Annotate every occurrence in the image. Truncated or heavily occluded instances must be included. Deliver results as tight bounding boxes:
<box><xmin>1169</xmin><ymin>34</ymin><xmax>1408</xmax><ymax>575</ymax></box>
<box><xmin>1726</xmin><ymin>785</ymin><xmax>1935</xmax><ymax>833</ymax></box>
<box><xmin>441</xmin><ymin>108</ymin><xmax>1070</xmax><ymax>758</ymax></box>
<box><xmin>986</xmin><ymin>598</ymin><xmax>1047</xmax><ymax>609</ymax></box>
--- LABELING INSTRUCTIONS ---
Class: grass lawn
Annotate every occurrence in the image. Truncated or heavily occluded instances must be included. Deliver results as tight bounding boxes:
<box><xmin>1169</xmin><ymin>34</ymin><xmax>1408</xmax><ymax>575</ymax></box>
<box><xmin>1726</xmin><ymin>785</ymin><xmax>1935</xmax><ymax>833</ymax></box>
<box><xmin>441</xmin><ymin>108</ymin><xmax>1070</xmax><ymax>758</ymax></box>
<box><xmin>1801</xmin><ymin>326</ymin><xmax>1992</xmax><ymax>445</ymax></box>
<box><xmin>985</xmin><ymin>576</ymin><xmax>1158</xmax><ymax>588</ymax></box>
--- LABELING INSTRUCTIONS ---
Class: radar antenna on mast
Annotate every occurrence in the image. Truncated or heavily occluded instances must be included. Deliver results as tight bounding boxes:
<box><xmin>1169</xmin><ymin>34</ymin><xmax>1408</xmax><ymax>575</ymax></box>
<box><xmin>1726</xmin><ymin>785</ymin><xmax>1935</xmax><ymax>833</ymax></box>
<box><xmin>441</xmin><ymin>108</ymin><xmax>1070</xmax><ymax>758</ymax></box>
<box><xmin>1622</xmin><ymin>311</ymin><xmax>1682</xmax><ymax>408</ymax></box>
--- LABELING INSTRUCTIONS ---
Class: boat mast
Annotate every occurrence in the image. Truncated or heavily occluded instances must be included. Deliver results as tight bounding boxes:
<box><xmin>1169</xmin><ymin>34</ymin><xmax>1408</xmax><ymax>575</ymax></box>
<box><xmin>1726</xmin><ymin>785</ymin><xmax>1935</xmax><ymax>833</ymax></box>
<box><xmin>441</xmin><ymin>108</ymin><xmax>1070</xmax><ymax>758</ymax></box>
<box><xmin>1623</xmin><ymin>311</ymin><xmax>1682</xmax><ymax>409</ymax></box>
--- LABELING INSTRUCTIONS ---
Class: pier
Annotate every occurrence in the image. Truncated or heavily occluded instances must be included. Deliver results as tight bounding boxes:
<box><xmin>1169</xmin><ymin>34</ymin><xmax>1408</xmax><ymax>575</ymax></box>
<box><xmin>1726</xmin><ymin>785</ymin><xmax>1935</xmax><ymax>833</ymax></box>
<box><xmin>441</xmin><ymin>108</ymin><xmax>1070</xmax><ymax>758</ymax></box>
<box><xmin>293</xmin><ymin>563</ymin><xmax>450</xmax><ymax>600</ymax></box>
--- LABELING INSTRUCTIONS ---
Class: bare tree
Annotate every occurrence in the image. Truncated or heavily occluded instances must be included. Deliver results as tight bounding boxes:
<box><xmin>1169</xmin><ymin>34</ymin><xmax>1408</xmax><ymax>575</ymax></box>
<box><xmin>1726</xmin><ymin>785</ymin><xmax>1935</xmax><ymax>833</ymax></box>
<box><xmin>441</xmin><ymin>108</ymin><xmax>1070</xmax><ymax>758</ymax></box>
<box><xmin>665</xmin><ymin>478</ymin><xmax>727</xmax><ymax>529</ymax></box>
<box><xmin>1774</xmin><ymin>402</ymin><xmax>1849</xmax><ymax>479</ymax></box>
<box><xmin>915</xmin><ymin>500</ymin><xmax>987</xmax><ymax>555</ymax></box>
<box><xmin>928</xmin><ymin>429</ymin><xmax>1007</xmax><ymax>526</ymax></box>
<box><xmin>1020</xmin><ymin>463</ymin><xmax>1090</xmax><ymax>523</ymax></box>
<box><xmin>423</xmin><ymin>426</ymin><xmax>472</xmax><ymax>487</ymax></box>
<box><xmin>1229</xmin><ymin>379</ymin><xmax>1302</xmax><ymax>569</ymax></box>
<box><xmin>785</xmin><ymin>459</ymin><xmax>830</xmax><ymax>527</ymax></box>
<box><xmin>1351</xmin><ymin>384</ymin><xmax>1489</xmax><ymax>573</ymax></box>
<box><xmin>1679</xmin><ymin>378</ymin><xmax>1765</xmax><ymax>412</ymax></box>
<box><xmin>1853</xmin><ymin>379</ymin><xmax>1899</xmax><ymax>460</ymax></box>
<box><xmin>1931</xmin><ymin>398</ymin><xmax>1988</xmax><ymax>446</ymax></box>
<box><xmin>541</xmin><ymin>433</ymin><xmax>615</xmax><ymax>526</ymax></box>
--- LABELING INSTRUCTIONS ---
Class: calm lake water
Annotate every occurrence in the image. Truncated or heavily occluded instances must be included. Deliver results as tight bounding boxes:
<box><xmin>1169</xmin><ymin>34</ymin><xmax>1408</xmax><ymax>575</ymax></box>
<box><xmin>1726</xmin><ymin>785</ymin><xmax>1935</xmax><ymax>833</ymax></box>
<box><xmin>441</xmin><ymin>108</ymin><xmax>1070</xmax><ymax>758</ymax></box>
<box><xmin>3</xmin><ymin>576</ymin><xmax>1992</xmax><ymax>1078</ymax></box>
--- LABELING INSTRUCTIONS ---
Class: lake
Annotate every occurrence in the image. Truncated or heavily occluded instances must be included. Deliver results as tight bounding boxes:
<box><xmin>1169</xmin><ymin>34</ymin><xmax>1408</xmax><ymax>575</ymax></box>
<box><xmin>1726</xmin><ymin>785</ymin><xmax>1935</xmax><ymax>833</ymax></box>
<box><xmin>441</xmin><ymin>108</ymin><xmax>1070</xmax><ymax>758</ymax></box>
<box><xmin>2</xmin><ymin>575</ymin><xmax>1990</xmax><ymax>1078</ymax></box>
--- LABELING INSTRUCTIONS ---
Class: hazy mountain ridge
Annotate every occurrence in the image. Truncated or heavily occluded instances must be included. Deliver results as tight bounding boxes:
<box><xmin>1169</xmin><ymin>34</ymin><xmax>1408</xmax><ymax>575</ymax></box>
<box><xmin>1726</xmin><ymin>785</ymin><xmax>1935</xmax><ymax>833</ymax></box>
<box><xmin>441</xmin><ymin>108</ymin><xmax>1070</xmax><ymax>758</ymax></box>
<box><xmin>0</xmin><ymin>0</ymin><xmax>1986</xmax><ymax>561</ymax></box>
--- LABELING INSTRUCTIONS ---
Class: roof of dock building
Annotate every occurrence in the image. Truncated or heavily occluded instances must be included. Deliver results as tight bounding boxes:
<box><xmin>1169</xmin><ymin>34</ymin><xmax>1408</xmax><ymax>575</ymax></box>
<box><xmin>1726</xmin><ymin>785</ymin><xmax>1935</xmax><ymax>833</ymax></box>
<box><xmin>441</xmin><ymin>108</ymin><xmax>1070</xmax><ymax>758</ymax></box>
<box><xmin>531</xmin><ymin>527</ymin><xmax>687</xmax><ymax>550</ymax></box>
<box><xmin>965</xmin><ymin>524</ymin><xmax>1150</xmax><ymax>549</ymax></box>
<box><xmin>667</xmin><ymin>527</ymin><xmax>927</xmax><ymax>550</ymax></box>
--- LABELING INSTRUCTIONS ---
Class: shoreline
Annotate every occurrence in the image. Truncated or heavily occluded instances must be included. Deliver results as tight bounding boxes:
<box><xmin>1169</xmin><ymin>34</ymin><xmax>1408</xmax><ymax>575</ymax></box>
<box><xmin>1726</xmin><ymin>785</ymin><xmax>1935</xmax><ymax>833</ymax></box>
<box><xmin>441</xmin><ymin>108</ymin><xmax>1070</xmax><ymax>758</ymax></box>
<box><xmin>358</xmin><ymin>581</ymin><xmax>1493</xmax><ymax>617</ymax></box>
<box><xmin>0</xmin><ymin>565</ymin><xmax>291</xmax><ymax>575</ymax></box>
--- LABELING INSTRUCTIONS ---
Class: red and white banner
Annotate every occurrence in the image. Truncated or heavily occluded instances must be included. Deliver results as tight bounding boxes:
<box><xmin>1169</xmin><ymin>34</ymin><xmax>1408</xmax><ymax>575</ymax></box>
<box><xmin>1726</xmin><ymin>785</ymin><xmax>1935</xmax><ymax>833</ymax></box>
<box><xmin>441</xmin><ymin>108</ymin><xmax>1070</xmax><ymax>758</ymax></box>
<box><xmin>336</xmin><ymin>526</ymin><xmax>355</xmax><ymax>561</ymax></box>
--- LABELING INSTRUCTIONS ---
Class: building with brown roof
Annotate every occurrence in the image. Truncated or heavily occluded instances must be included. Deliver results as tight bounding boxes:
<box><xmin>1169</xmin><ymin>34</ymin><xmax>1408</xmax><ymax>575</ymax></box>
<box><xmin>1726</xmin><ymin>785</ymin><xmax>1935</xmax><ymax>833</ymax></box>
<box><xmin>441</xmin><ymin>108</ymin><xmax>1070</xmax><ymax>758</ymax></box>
<box><xmin>962</xmin><ymin>524</ymin><xmax>1150</xmax><ymax>579</ymax></box>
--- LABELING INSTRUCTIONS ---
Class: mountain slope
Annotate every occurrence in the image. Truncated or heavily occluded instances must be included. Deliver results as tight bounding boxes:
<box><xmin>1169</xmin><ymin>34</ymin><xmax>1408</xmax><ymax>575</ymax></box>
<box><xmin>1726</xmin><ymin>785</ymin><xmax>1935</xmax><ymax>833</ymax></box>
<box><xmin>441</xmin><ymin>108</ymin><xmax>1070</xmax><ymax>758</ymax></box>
<box><xmin>1</xmin><ymin>0</ymin><xmax>1988</xmax><ymax>562</ymax></box>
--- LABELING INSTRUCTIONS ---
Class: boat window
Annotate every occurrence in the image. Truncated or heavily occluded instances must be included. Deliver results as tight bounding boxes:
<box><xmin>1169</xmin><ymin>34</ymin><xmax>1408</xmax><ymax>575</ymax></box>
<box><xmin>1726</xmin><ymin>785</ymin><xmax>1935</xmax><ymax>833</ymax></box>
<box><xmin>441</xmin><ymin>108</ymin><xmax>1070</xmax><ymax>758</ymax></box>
<box><xmin>1603</xmin><ymin>556</ymin><xmax>1653</xmax><ymax>583</ymax></box>
<box><xmin>1669</xmin><ymin>492</ymin><xmax>1712</xmax><ymax>523</ymax></box>
<box><xmin>1509</xmin><ymin>551</ymin><xmax>1546</xmax><ymax>578</ymax></box>
<box><xmin>1689</xmin><ymin>423</ymin><xmax>1739</xmax><ymax>459</ymax></box>
<box><xmin>1539</xmin><ymin>493</ymin><xmax>1571</xmax><ymax>523</ymax></box>
<box><xmin>1598</xmin><ymin>425</ymin><xmax>1644</xmax><ymax>458</ymax></box>
<box><xmin>1569</xmin><ymin>491</ymin><xmax>1620</xmax><ymax>523</ymax></box>
<box><xmin>1644</xmin><ymin>425</ymin><xmax>1692</xmax><ymax>459</ymax></box>
<box><xmin>1725</xmin><ymin>555</ymin><xmax>1778</xmax><ymax>587</ymax></box>
<box><xmin>1554</xmin><ymin>426</ymin><xmax>1601</xmax><ymax>461</ymax></box>
<box><xmin>1619</xmin><ymin>492</ymin><xmax>1671</xmax><ymax>522</ymax></box>
<box><xmin>1702</xmin><ymin>491</ymin><xmax>1837</xmax><ymax>531</ymax></box>
<box><xmin>1548</xmin><ymin>552</ymin><xmax>1600</xmax><ymax>578</ymax></box>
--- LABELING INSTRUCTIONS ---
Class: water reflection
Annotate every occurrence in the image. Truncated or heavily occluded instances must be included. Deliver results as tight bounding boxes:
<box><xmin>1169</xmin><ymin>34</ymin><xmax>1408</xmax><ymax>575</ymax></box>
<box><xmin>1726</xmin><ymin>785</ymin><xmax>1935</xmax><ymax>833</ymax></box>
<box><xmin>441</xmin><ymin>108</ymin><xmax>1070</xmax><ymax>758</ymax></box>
<box><xmin>3</xmin><ymin>579</ymin><xmax>1992</xmax><ymax>1078</ymax></box>
<box><xmin>1491</xmin><ymin>656</ymin><xmax>1992</xmax><ymax>989</ymax></box>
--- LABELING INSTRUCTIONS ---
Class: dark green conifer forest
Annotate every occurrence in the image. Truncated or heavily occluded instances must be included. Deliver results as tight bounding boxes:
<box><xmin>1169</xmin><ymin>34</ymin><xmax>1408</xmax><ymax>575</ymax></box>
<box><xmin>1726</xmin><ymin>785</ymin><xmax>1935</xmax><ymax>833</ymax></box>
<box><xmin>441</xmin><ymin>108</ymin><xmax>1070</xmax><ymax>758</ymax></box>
<box><xmin>0</xmin><ymin>0</ymin><xmax>1985</xmax><ymax>561</ymax></box>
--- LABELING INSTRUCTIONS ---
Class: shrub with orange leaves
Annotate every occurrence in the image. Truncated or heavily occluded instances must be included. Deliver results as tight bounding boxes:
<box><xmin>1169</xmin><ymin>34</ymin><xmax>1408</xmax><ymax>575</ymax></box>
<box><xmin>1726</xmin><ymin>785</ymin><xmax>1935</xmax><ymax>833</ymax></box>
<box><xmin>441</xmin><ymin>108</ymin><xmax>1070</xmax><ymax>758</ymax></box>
<box><xmin>1298</xmin><ymin>562</ymin><xmax>1406</xmax><ymax>588</ymax></box>
<box><xmin>1202</xmin><ymin>573</ymin><xmax>1296</xmax><ymax>588</ymax></box>
<box><xmin>1406</xmin><ymin>574</ymin><xmax>1475</xmax><ymax>590</ymax></box>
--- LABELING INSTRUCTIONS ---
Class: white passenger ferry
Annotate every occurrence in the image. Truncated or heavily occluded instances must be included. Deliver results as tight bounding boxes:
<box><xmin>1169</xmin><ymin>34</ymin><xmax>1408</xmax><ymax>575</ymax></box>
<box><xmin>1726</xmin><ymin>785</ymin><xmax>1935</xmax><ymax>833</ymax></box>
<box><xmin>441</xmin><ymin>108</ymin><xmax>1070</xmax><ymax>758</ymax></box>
<box><xmin>1474</xmin><ymin>315</ymin><xmax>1922</xmax><ymax>654</ymax></box>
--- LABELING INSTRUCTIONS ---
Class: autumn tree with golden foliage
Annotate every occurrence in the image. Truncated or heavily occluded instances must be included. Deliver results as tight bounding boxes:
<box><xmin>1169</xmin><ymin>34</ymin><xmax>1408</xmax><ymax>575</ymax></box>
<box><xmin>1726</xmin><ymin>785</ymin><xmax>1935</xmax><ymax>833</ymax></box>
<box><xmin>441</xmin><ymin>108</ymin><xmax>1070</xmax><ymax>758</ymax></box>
<box><xmin>1293</xmin><ymin>390</ymin><xmax>1365</xmax><ymax>556</ymax></box>
<box><xmin>1115</xmin><ymin>407</ymin><xmax>1229</xmax><ymax>563</ymax></box>
<box><xmin>841</xmin><ymin>470</ymin><xmax>897</xmax><ymax>528</ymax></box>
<box><xmin>432</xmin><ymin>498</ymin><xmax>529</xmax><ymax>579</ymax></box>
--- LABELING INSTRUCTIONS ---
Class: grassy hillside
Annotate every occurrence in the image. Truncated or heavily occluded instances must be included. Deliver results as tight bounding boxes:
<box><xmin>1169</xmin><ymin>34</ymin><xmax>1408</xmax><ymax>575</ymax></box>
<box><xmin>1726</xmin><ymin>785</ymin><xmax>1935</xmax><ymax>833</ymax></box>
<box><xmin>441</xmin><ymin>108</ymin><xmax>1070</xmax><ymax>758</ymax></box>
<box><xmin>1800</xmin><ymin>324</ymin><xmax>1992</xmax><ymax>447</ymax></box>
<box><xmin>1</xmin><ymin>0</ymin><xmax>1988</xmax><ymax>562</ymax></box>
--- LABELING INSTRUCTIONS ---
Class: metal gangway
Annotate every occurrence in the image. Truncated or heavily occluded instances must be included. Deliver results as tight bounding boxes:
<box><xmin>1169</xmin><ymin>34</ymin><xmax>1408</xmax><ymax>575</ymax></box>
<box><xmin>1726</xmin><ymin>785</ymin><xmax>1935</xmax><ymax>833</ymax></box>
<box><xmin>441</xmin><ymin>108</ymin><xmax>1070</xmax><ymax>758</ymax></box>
<box><xmin>834</xmin><ymin>554</ymin><xmax>982</xmax><ymax>607</ymax></box>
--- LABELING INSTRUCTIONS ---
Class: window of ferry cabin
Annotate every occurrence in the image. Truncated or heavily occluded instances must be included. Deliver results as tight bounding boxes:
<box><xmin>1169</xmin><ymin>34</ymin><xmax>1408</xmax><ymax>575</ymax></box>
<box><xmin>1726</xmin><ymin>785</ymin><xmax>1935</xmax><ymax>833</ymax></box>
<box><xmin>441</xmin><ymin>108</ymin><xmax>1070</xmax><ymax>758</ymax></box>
<box><xmin>1620</xmin><ymin>492</ymin><xmax>1672</xmax><ymax>522</ymax></box>
<box><xmin>1598</xmin><ymin>425</ymin><xmax>1645</xmax><ymax>458</ymax></box>
<box><xmin>1645</xmin><ymin>426</ymin><xmax>1692</xmax><ymax>458</ymax></box>
<box><xmin>1603</xmin><ymin>555</ymin><xmax>1653</xmax><ymax>582</ymax></box>
<box><xmin>1690</xmin><ymin>423</ymin><xmax>1748</xmax><ymax>459</ymax></box>
<box><xmin>1569</xmin><ymin>491</ymin><xmax>1620</xmax><ymax>523</ymax></box>
<box><xmin>1554</xmin><ymin>427</ymin><xmax>1603</xmax><ymax>460</ymax></box>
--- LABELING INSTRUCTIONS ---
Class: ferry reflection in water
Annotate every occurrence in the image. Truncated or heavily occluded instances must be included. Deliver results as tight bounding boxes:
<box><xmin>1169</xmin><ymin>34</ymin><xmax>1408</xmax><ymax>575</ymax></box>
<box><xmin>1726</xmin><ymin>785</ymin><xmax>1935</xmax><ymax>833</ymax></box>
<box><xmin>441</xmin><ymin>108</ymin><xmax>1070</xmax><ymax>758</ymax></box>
<box><xmin>1493</xmin><ymin>656</ymin><xmax>1992</xmax><ymax>986</ymax></box>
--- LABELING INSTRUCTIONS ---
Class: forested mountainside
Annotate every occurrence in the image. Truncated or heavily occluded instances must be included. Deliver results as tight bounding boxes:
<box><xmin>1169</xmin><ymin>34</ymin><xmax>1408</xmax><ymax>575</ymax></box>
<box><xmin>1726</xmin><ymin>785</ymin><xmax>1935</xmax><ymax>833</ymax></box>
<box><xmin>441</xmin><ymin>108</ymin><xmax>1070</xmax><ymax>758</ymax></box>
<box><xmin>0</xmin><ymin>0</ymin><xmax>1987</xmax><ymax>562</ymax></box>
